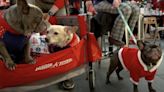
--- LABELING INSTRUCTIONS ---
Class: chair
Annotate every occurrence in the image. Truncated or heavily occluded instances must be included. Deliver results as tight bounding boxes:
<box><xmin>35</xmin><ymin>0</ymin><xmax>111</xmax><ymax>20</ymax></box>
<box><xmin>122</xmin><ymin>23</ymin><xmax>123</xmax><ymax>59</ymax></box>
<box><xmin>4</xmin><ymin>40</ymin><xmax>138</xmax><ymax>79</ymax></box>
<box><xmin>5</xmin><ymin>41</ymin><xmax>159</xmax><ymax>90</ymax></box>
<box><xmin>143</xmin><ymin>16</ymin><xmax>160</xmax><ymax>40</ymax></box>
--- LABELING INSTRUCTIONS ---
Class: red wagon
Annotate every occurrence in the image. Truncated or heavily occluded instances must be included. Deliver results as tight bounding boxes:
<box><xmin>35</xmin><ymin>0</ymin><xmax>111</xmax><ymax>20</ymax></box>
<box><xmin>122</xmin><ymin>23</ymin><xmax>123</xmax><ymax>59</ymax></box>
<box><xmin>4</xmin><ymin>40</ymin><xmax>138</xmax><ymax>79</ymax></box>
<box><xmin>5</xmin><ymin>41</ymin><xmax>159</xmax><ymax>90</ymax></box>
<box><xmin>0</xmin><ymin>15</ymin><xmax>102</xmax><ymax>91</ymax></box>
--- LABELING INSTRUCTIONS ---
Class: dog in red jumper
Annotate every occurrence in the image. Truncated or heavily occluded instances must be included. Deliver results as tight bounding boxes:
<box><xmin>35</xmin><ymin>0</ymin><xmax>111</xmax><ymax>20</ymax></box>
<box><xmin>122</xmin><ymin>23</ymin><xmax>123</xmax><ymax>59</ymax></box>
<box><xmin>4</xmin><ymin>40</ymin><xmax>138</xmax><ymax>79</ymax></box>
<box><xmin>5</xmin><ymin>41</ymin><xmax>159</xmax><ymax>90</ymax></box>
<box><xmin>0</xmin><ymin>0</ymin><xmax>48</xmax><ymax>70</ymax></box>
<box><xmin>106</xmin><ymin>40</ymin><xmax>163</xmax><ymax>92</ymax></box>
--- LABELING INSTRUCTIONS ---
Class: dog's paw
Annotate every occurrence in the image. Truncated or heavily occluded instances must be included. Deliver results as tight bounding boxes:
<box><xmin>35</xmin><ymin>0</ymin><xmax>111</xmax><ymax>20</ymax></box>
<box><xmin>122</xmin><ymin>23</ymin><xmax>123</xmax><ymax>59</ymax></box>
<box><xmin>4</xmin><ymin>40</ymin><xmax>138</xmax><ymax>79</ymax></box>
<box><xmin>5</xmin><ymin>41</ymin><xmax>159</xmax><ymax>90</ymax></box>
<box><xmin>106</xmin><ymin>80</ymin><xmax>111</xmax><ymax>84</ymax></box>
<box><xmin>5</xmin><ymin>61</ymin><xmax>16</xmax><ymax>70</ymax></box>
<box><xmin>27</xmin><ymin>59</ymin><xmax>36</xmax><ymax>64</ymax></box>
<box><xmin>133</xmin><ymin>88</ymin><xmax>139</xmax><ymax>92</ymax></box>
<box><xmin>106</xmin><ymin>74</ymin><xmax>111</xmax><ymax>84</ymax></box>
<box><xmin>149</xmin><ymin>88</ymin><xmax>156</xmax><ymax>92</ymax></box>
<box><xmin>25</xmin><ymin>57</ymin><xmax>36</xmax><ymax>64</ymax></box>
<box><xmin>105</xmin><ymin>78</ymin><xmax>111</xmax><ymax>84</ymax></box>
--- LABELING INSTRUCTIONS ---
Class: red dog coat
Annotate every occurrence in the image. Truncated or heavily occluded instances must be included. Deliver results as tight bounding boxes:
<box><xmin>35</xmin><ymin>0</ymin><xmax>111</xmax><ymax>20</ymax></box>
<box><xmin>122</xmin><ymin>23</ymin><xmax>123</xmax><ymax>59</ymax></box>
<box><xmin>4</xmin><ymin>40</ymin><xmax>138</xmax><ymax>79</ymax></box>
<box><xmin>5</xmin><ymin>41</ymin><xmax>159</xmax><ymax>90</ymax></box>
<box><xmin>68</xmin><ymin>33</ymin><xmax>80</xmax><ymax>47</ymax></box>
<box><xmin>118</xmin><ymin>47</ymin><xmax>163</xmax><ymax>85</ymax></box>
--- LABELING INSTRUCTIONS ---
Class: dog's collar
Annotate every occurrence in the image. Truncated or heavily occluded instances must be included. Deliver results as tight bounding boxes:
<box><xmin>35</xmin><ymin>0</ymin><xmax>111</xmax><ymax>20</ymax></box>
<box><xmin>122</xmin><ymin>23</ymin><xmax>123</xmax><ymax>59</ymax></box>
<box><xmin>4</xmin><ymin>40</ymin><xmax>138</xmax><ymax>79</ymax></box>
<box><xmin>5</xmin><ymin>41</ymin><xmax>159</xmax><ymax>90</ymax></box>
<box><xmin>68</xmin><ymin>33</ymin><xmax>80</xmax><ymax>47</ymax></box>
<box><xmin>137</xmin><ymin>51</ymin><xmax>163</xmax><ymax>72</ymax></box>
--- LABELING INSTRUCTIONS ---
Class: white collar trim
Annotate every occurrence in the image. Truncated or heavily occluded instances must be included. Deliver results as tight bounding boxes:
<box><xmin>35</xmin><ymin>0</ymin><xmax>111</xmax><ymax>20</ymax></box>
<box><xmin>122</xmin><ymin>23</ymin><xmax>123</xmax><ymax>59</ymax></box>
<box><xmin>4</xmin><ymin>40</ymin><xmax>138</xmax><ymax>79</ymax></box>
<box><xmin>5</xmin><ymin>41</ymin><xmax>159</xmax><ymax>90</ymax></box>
<box><xmin>137</xmin><ymin>51</ymin><xmax>148</xmax><ymax>71</ymax></box>
<box><xmin>137</xmin><ymin>51</ymin><xmax>163</xmax><ymax>72</ymax></box>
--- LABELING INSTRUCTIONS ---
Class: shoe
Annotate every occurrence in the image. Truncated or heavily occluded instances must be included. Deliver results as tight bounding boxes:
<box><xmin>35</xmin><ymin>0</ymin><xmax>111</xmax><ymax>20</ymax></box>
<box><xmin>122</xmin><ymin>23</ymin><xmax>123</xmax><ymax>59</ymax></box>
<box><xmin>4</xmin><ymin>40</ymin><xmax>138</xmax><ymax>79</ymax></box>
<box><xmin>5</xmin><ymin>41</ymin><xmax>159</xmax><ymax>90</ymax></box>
<box><xmin>108</xmin><ymin>37</ymin><xmax>125</xmax><ymax>47</ymax></box>
<box><xmin>61</xmin><ymin>79</ymin><xmax>75</xmax><ymax>90</ymax></box>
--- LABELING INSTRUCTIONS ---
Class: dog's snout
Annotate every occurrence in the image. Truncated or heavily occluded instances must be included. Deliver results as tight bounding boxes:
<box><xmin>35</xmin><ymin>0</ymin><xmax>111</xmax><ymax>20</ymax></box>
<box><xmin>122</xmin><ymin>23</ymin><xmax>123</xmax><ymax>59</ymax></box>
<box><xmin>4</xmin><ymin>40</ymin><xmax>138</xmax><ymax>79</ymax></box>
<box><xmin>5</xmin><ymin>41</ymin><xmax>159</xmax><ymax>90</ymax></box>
<box><xmin>152</xmin><ymin>62</ymin><xmax>157</xmax><ymax>66</ymax></box>
<box><xmin>45</xmin><ymin>38</ymin><xmax>49</xmax><ymax>43</ymax></box>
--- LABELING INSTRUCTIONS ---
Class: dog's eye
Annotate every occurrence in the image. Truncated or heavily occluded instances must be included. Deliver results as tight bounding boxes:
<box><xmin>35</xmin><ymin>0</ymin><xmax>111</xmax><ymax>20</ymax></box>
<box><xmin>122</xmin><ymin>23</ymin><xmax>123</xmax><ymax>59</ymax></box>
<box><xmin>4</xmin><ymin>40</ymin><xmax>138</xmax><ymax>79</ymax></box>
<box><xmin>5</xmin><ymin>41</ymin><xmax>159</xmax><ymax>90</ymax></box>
<box><xmin>54</xmin><ymin>32</ymin><xmax>58</xmax><ymax>35</ymax></box>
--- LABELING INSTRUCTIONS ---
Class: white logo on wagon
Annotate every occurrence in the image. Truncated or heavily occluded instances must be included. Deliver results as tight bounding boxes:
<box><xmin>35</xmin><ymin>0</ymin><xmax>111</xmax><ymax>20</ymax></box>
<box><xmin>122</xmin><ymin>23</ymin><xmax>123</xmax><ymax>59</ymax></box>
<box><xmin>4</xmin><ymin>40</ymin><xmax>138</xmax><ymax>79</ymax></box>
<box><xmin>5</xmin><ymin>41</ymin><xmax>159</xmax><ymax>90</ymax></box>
<box><xmin>35</xmin><ymin>58</ymin><xmax>73</xmax><ymax>71</ymax></box>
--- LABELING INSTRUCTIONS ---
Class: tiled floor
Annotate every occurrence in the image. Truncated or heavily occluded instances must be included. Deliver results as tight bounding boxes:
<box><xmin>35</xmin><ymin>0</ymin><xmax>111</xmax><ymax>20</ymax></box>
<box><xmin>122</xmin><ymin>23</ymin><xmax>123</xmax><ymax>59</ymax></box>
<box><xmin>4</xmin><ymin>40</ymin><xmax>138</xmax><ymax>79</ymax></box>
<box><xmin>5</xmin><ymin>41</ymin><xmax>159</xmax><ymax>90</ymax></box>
<box><xmin>1</xmin><ymin>40</ymin><xmax>164</xmax><ymax>92</ymax></box>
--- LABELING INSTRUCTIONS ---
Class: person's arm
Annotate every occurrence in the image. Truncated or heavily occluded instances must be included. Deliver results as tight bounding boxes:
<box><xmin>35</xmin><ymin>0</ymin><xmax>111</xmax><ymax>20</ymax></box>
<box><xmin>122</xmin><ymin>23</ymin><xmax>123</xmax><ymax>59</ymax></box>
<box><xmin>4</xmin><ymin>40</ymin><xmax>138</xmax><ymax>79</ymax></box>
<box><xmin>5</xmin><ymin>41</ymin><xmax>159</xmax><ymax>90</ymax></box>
<box><xmin>112</xmin><ymin>0</ymin><xmax>122</xmax><ymax>8</ymax></box>
<box><xmin>85</xmin><ymin>0</ymin><xmax>97</xmax><ymax>15</ymax></box>
<box><xmin>48</xmin><ymin>0</ymin><xmax>65</xmax><ymax>16</ymax></box>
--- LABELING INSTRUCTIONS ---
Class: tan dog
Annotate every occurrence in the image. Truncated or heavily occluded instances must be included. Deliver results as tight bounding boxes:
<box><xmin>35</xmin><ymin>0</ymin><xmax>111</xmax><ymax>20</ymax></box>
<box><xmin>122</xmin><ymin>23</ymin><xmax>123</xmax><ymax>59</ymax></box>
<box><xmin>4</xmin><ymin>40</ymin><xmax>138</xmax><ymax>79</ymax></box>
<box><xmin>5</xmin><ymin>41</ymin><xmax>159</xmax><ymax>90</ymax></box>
<box><xmin>45</xmin><ymin>25</ymin><xmax>79</xmax><ymax>52</ymax></box>
<box><xmin>0</xmin><ymin>0</ymin><xmax>48</xmax><ymax>70</ymax></box>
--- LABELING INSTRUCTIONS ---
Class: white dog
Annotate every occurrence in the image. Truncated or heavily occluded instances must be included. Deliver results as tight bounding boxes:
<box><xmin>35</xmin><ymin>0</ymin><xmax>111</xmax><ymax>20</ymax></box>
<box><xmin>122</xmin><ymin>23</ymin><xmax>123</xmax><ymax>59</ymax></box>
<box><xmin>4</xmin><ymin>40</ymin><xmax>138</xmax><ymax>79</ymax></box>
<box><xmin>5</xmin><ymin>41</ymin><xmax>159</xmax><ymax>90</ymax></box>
<box><xmin>45</xmin><ymin>25</ymin><xmax>80</xmax><ymax>52</ymax></box>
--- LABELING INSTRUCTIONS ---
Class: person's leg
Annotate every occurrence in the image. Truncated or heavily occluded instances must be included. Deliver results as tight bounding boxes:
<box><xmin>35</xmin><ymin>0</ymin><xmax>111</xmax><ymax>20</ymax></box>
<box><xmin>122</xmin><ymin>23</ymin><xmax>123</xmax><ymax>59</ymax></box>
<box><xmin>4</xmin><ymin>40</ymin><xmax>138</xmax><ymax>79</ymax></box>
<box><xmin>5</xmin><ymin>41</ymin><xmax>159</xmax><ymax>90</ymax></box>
<box><xmin>126</xmin><ymin>2</ymin><xmax>140</xmax><ymax>32</ymax></box>
<box><xmin>94</xmin><ymin>1</ymin><xmax>132</xmax><ymax>47</ymax></box>
<box><xmin>94</xmin><ymin>1</ymin><xmax>118</xmax><ymax>14</ymax></box>
<box><xmin>110</xmin><ymin>3</ymin><xmax>132</xmax><ymax>46</ymax></box>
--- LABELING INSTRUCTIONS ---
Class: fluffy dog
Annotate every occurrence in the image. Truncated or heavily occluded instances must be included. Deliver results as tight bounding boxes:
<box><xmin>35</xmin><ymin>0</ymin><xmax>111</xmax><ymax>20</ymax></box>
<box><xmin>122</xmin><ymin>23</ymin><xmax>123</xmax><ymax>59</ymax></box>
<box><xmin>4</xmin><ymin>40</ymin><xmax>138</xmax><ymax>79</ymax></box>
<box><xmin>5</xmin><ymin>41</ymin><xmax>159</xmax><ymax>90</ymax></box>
<box><xmin>45</xmin><ymin>25</ymin><xmax>79</xmax><ymax>52</ymax></box>
<box><xmin>106</xmin><ymin>40</ymin><xmax>163</xmax><ymax>92</ymax></box>
<box><xmin>0</xmin><ymin>0</ymin><xmax>48</xmax><ymax>70</ymax></box>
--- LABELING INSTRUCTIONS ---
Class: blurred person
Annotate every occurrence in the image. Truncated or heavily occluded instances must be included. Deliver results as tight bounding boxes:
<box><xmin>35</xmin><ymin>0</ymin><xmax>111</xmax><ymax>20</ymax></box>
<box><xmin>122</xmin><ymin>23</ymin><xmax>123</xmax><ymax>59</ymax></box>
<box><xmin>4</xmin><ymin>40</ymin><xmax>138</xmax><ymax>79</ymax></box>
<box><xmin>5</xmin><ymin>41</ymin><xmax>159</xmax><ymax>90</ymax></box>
<box><xmin>0</xmin><ymin>0</ymin><xmax>10</xmax><ymax>9</ymax></box>
<box><xmin>86</xmin><ymin>0</ymin><xmax>140</xmax><ymax>47</ymax></box>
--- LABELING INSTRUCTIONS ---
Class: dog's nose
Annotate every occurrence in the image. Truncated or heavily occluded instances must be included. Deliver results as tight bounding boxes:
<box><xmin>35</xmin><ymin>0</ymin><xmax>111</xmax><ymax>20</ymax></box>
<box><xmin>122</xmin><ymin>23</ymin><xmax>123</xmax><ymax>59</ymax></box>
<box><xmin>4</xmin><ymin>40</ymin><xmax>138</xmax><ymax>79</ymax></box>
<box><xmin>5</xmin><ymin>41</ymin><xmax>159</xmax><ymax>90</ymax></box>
<box><xmin>152</xmin><ymin>62</ymin><xmax>157</xmax><ymax>66</ymax></box>
<box><xmin>45</xmin><ymin>38</ymin><xmax>49</xmax><ymax>43</ymax></box>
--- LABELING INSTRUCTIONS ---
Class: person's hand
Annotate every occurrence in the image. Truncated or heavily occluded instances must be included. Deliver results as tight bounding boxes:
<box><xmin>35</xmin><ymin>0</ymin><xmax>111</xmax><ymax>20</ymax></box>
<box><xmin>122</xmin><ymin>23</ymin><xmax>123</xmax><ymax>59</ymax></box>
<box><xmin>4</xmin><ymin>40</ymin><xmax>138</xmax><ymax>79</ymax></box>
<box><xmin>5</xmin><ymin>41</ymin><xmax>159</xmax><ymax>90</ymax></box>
<box><xmin>85</xmin><ymin>1</ymin><xmax>97</xmax><ymax>15</ymax></box>
<box><xmin>112</xmin><ymin>0</ymin><xmax>122</xmax><ymax>8</ymax></box>
<box><xmin>130</xmin><ymin>0</ymin><xmax>137</xmax><ymax>4</ymax></box>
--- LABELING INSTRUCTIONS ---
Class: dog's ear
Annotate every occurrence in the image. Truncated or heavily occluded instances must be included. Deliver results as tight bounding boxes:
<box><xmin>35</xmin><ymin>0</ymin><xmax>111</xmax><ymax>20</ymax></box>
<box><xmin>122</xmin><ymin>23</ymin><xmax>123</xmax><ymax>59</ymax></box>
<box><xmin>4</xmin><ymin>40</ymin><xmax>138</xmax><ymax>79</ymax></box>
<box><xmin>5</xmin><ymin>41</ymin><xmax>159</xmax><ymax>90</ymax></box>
<box><xmin>64</xmin><ymin>26</ymin><xmax>71</xmax><ymax>34</ymax></box>
<box><xmin>64</xmin><ymin>26</ymin><xmax>78</xmax><ymax>33</ymax></box>
<box><xmin>16</xmin><ymin>0</ymin><xmax>30</xmax><ymax>14</ymax></box>
<box><xmin>137</xmin><ymin>40</ymin><xmax>145</xmax><ymax>50</ymax></box>
<box><xmin>71</xmin><ymin>26</ymin><xmax>78</xmax><ymax>33</ymax></box>
<box><xmin>64</xmin><ymin>26</ymin><xmax>78</xmax><ymax>34</ymax></box>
